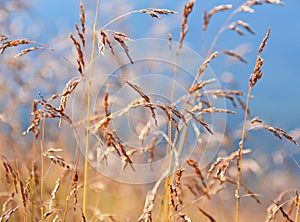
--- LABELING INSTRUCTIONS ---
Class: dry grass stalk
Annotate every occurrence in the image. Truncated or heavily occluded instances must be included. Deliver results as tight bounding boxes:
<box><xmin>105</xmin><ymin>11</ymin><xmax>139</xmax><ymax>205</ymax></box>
<box><xmin>106</xmin><ymin>130</ymin><xmax>134</xmax><ymax>169</ymax></box>
<box><xmin>2</xmin><ymin>193</ymin><xmax>15</xmax><ymax>213</ymax></box>
<box><xmin>24</xmin><ymin>93</ymin><xmax>73</xmax><ymax>135</ymax></box>
<box><xmin>208</xmin><ymin>149</ymin><xmax>251</xmax><ymax>180</ymax></box>
<box><xmin>197</xmin><ymin>207</ymin><xmax>216</xmax><ymax>222</ymax></box>
<box><xmin>221</xmin><ymin>50</ymin><xmax>247</xmax><ymax>63</ymax></box>
<box><xmin>229</xmin><ymin>25</ymin><xmax>245</xmax><ymax>36</ymax></box>
<box><xmin>186</xmin><ymin>159</ymin><xmax>207</xmax><ymax>189</ymax></box>
<box><xmin>49</xmin><ymin>169</ymin><xmax>70</xmax><ymax>211</ymax></box>
<box><xmin>236</xmin><ymin>96</ymin><xmax>250</xmax><ymax>116</ymax></box>
<box><xmin>98</xmin><ymin>29</ymin><xmax>134</xmax><ymax>63</ymax></box>
<box><xmin>236</xmin><ymin>20</ymin><xmax>255</xmax><ymax>34</ymax></box>
<box><xmin>249</xmin><ymin>117</ymin><xmax>298</xmax><ymax>145</ymax></box>
<box><xmin>240</xmin><ymin>1</ymin><xmax>262</xmax><ymax>13</ymax></box>
<box><xmin>169</xmin><ymin>185</ymin><xmax>179</xmax><ymax>213</ymax></box>
<box><xmin>138</xmin><ymin>172</ymin><xmax>167</xmax><ymax>222</ymax></box>
<box><xmin>145</xmin><ymin>135</ymin><xmax>158</xmax><ymax>166</ymax></box>
<box><xmin>196</xmin><ymin>89</ymin><xmax>247</xmax><ymax>110</ymax></box>
<box><xmin>0</xmin><ymin>35</ymin><xmax>8</xmax><ymax>43</ymax></box>
<box><xmin>80</xmin><ymin>2</ymin><xmax>85</xmax><ymax>34</ymax></box>
<box><xmin>75</xmin><ymin>24</ymin><xmax>85</xmax><ymax>49</ymax></box>
<box><xmin>157</xmin><ymin>104</ymin><xmax>178</xmax><ymax>131</ymax></box>
<box><xmin>229</xmin><ymin>20</ymin><xmax>255</xmax><ymax>36</ymax></box>
<box><xmin>0</xmin><ymin>205</ymin><xmax>20</xmax><ymax>222</ymax></box>
<box><xmin>0</xmin><ymin>39</ymin><xmax>30</xmax><ymax>54</ymax></box>
<box><xmin>188</xmin><ymin>78</ymin><xmax>216</xmax><ymax>94</ymax></box>
<box><xmin>116</xmin><ymin>76</ymin><xmax>158</xmax><ymax>126</ymax></box>
<box><xmin>1</xmin><ymin>155</ymin><xmax>19</xmax><ymax>194</ymax></box>
<box><xmin>14</xmin><ymin>47</ymin><xmax>41</xmax><ymax>58</ymax></box>
<box><xmin>98</xmin><ymin>30</ymin><xmax>114</xmax><ymax>55</ymax></box>
<box><xmin>23</xmin><ymin>100</ymin><xmax>40</xmax><ymax>138</ymax></box>
<box><xmin>186</xmin><ymin>110</ymin><xmax>213</xmax><ymax>135</ymax></box>
<box><xmin>169</xmin><ymin>168</ymin><xmax>185</xmax><ymax>216</ymax></box>
<box><xmin>203</xmin><ymin>4</ymin><xmax>232</xmax><ymax>31</ymax></box>
<box><xmin>194</xmin><ymin>107</ymin><xmax>236</xmax><ymax>115</ymax></box>
<box><xmin>43</xmin><ymin>148</ymin><xmax>72</xmax><ymax>169</ymax></box>
<box><xmin>21</xmin><ymin>176</ymin><xmax>31</xmax><ymax>209</ymax></box>
<box><xmin>266</xmin><ymin>200</ymin><xmax>294</xmax><ymax>222</ymax></box>
<box><xmin>70</xmin><ymin>34</ymin><xmax>85</xmax><ymax>78</ymax></box>
<box><xmin>138</xmin><ymin>8</ymin><xmax>176</xmax><ymax>19</ymax></box>
<box><xmin>224</xmin><ymin>177</ymin><xmax>261</xmax><ymax>204</ymax></box>
<box><xmin>264</xmin><ymin>0</ymin><xmax>285</xmax><ymax>5</ymax></box>
<box><xmin>113</xmin><ymin>35</ymin><xmax>134</xmax><ymax>64</ymax></box>
<box><xmin>139</xmin><ymin>120</ymin><xmax>151</xmax><ymax>145</ymax></box>
<box><xmin>286</xmin><ymin>199</ymin><xmax>295</xmax><ymax>222</ymax></box>
<box><xmin>48</xmin><ymin>77</ymin><xmax>80</xmax><ymax>126</ymax></box>
<box><xmin>196</xmin><ymin>51</ymin><xmax>218</xmax><ymax>79</ymax></box>
<box><xmin>249</xmin><ymin>27</ymin><xmax>270</xmax><ymax>88</ymax></box>
<box><xmin>179</xmin><ymin>1</ymin><xmax>195</xmax><ymax>49</ymax></box>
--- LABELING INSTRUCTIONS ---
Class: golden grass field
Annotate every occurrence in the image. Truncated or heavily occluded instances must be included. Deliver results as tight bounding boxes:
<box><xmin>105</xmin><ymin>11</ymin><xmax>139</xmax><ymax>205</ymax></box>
<box><xmin>0</xmin><ymin>0</ymin><xmax>299</xmax><ymax>221</ymax></box>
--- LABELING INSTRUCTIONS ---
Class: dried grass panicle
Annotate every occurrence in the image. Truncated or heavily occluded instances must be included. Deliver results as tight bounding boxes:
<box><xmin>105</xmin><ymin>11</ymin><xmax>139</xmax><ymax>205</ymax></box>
<box><xmin>208</xmin><ymin>149</ymin><xmax>251</xmax><ymax>179</ymax></box>
<box><xmin>229</xmin><ymin>20</ymin><xmax>255</xmax><ymax>36</ymax></box>
<box><xmin>240</xmin><ymin>1</ymin><xmax>262</xmax><ymax>13</ymax></box>
<box><xmin>70</xmin><ymin>168</ymin><xmax>79</xmax><ymax>211</ymax></box>
<box><xmin>21</xmin><ymin>176</ymin><xmax>31</xmax><ymax>208</ymax></box>
<box><xmin>80</xmin><ymin>2</ymin><xmax>85</xmax><ymax>34</ymax></box>
<box><xmin>70</xmin><ymin>34</ymin><xmax>85</xmax><ymax>78</ymax></box>
<box><xmin>98</xmin><ymin>29</ymin><xmax>134</xmax><ymax>63</ymax></box>
<box><xmin>2</xmin><ymin>192</ymin><xmax>14</xmax><ymax>213</ymax></box>
<box><xmin>203</xmin><ymin>4</ymin><xmax>232</xmax><ymax>31</ymax></box>
<box><xmin>0</xmin><ymin>34</ymin><xmax>8</xmax><ymax>43</ymax></box>
<box><xmin>113</xmin><ymin>35</ymin><xmax>134</xmax><ymax>64</ymax></box>
<box><xmin>221</xmin><ymin>50</ymin><xmax>247</xmax><ymax>63</ymax></box>
<box><xmin>225</xmin><ymin>177</ymin><xmax>261</xmax><ymax>204</ymax></box>
<box><xmin>186</xmin><ymin>159</ymin><xmax>207</xmax><ymax>189</ymax></box>
<box><xmin>75</xmin><ymin>24</ymin><xmax>85</xmax><ymax>49</ymax></box>
<box><xmin>156</xmin><ymin>104</ymin><xmax>180</xmax><ymax>131</ymax></box>
<box><xmin>98</xmin><ymin>30</ymin><xmax>114</xmax><ymax>55</ymax></box>
<box><xmin>249</xmin><ymin>117</ymin><xmax>298</xmax><ymax>145</ymax></box>
<box><xmin>236</xmin><ymin>96</ymin><xmax>250</xmax><ymax>116</ymax></box>
<box><xmin>186</xmin><ymin>110</ymin><xmax>213</xmax><ymax>135</ymax></box>
<box><xmin>44</xmin><ymin>149</ymin><xmax>72</xmax><ymax>169</ymax></box>
<box><xmin>249</xmin><ymin>27</ymin><xmax>270</xmax><ymax>88</ymax></box>
<box><xmin>236</xmin><ymin>20</ymin><xmax>255</xmax><ymax>34</ymax></box>
<box><xmin>1</xmin><ymin>155</ymin><xmax>19</xmax><ymax>193</ymax></box>
<box><xmin>0</xmin><ymin>205</ymin><xmax>20</xmax><ymax>222</ymax></box>
<box><xmin>14</xmin><ymin>46</ymin><xmax>41</xmax><ymax>58</ymax></box>
<box><xmin>196</xmin><ymin>51</ymin><xmax>218</xmax><ymax>79</ymax></box>
<box><xmin>197</xmin><ymin>89</ymin><xmax>247</xmax><ymax>110</ymax></box>
<box><xmin>229</xmin><ymin>25</ymin><xmax>245</xmax><ymax>36</ymax></box>
<box><xmin>264</xmin><ymin>0</ymin><xmax>285</xmax><ymax>6</ymax></box>
<box><xmin>49</xmin><ymin>169</ymin><xmax>69</xmax><ymax>210</ymax></box>
<box><xmin>106</xmin><ymin>131</ymin><xmax>134</xmax><ymax>168</ymax></box>
<box><xmin>138</xmin><ymin>172</ymin><xmax>166</xmax><ymax>222</ymax></box>
<box><xmin>179</xmin><ymin>1</ymin><xmax>195</xmax><ymax>48</ymax></box>
<box><xmin>116</xmin><ymin>76</ymin><xmax>158</xmax><ymax>126</ymax></box>
<box><xmin>0</xmin><ymin>39</ymin><xmax>30</xmax><ymax>54</ymax></box>
<box><xmin>188</xmin><ymin>78</ymin><xmax>216</xmax><ymax>94</ymax></box>
<box><xmin>199</xmin><ymin>107</ymin><xmax>236</xmax><ymax>115</ymax></box>
<box><xmin>138</xmin><ymin>8</ymin><xmax>177</xmax><ymax>19</ymax></box>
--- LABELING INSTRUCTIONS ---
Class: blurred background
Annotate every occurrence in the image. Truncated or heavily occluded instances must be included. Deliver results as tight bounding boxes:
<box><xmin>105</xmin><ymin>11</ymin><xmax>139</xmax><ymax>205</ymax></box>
<box><xmin>2</xmin><ymin>0</ymin><xmax>299</xmax><ymax>160</ymax></box>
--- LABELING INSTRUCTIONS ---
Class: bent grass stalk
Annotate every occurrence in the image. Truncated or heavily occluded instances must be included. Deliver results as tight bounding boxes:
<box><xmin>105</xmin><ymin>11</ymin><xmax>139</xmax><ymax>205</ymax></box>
<box><xmin>236</xmin><ymin>27</ymin><xmax>270</xmax><ymax>222</ymax></box>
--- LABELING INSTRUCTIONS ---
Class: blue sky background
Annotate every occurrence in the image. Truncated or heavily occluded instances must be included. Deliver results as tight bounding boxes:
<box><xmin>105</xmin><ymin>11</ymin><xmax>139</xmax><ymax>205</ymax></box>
<box><xmin>26</xmin><ymin>0</ymin><xmax>299</xmax><ymax>132</ymax></box>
